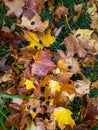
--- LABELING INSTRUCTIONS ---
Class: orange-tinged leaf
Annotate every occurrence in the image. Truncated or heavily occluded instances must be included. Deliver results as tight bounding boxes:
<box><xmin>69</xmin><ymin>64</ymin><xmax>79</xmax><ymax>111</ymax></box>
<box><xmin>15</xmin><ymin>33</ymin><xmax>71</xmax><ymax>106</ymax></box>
<box><xmin>52</xmin><ymin>107</ymin><xmax>75</xmax><ymax>129</ymax></box>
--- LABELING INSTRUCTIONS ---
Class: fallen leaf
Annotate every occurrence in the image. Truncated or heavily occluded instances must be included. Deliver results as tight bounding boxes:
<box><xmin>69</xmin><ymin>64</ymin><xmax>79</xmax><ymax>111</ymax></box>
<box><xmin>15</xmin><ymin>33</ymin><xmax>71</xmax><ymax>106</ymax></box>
<box><xmin>23</xmin><ymin>0</ymin><xmax>37</xmax><ymax>19</ymax></box>
<box><xmin>81</xmin><ymin>98</ymin><xmax>98</xmax><ymax>120</ymax></box>
<box><xmin>31</xmin><ymin>50</ymin><xmax>56</xmax><ymax>76</ymax></box>
<box><xmin>75</xmin><ymin>78</ymin><xmax>91</xmax><ymax>96</ymax></box>
<box><xmin>87</xmin><ymin>3</ymin><xmax>97</xmax><ymax>15</ymax></box>
<box><xmin>4</xmin><ymin>0</ymin><xmax>25</xmax><ymax>17</ymax></box>
<box><xmin>49</xmin><ymin>80</ymin><xmax>61</xmax><ymax>94</ymax></box>
<box><xmin>63</xmin><ymin>34</ymin><xmax>87</xmax><ymax>58</ymax></box>
<box><xmin>40</xmin><ymin>28</ymin><xmax>55</xmax><ymax>47</ymax></box>
<box><xmin>52</xmin><ymin>107</ymin><xmax>75</xmax><ymax>129</ymax></box>
<box><xmin>25</xmin><ymin>121</ymin><xmax>43</xmax><ymax>130</ymax></box>
<box><xmin>20</xmin><ymin>14</ymin><xmax>49</xmax><ymax>32</ymax></box>
<box><xmin>55</xmin><ymin>5</ymin><xmax>69</xmax><ymax>19</ymax></box>
<box><xmin>24</xmin><ymin>79</ymin><xmax>35</xmax><ymax>90</ymax></box>
<box><xmin>25</xmin><ymin>29</ymin><xmax>54</xmax><ymax>50</ymax></box>
<box><xmin>74</xmin><ymin>29</ymin><xmax>94</xmax><ymax>40</ymax></box>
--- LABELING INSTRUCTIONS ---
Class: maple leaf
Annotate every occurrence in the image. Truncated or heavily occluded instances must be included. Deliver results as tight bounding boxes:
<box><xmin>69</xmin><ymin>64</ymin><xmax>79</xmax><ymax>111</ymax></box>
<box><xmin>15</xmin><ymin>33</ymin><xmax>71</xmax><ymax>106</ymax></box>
<box><xmin>55</xmin><ymin>5</ymin><xmax>69</xmax><ymax>19</ymax></box>
<box><xmin>4</xmin><ymin>0</ymin><xmax>25</xmax><ymax>17</ymax></box>
<box><xmin>75</xmin><ymin>78</ymin><xmax>91</xmax><ymax>96</ymax></box>
<box><xmin>87</xmin><ymin>3</ymin><xmax>97</xmax><ymax>15</ymax></box>
<box><xmin>20</xmin><ymin>14</ymin><xmax>49</xmax><ymax>32</ymax></box>
<box><xmin>31</xmin><ymin>50</ymin><xmax>56</xmax><ymax>76</ymax></box>
<box><xmin>52</xmin><ymin>107</ymin><xmax>76</xmax><ymax>129</ymax></box>
<box><xmin>24</xmin><ymin>79</ymin><xmax>35</xmax><ymax>90</ymax></box>
<box><xmin>25</xmin><ymin>29</ymin><xmax>54</xmax><ymax>50</ymax></box>
<box><xmin>49</xmin><ymin>80</ymin><xmax>61</xmax><ymax>94</ymax></box>
<box><xmin>63</xmin><ymin>33</ymin><xmax>92</xmax><ymax>58</ymax></box>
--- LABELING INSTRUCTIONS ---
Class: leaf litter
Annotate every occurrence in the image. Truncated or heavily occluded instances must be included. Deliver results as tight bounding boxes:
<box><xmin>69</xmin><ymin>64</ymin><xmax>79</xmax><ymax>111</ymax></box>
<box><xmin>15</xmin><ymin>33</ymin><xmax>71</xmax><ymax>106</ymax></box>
<box><xmin>0</xmin><ymin>0</ymin><xmax>98</xmax><ymax>130</ymax></box>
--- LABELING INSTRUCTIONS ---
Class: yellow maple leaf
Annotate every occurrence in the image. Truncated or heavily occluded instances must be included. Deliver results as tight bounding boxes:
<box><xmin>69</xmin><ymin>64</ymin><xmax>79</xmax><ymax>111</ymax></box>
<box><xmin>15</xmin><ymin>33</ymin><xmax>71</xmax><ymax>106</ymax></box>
<box><xmin>40</xmin><ymin>28</ymin><xmax>55</xmax><ymax>47</ymax></box>
<box><xmin>25</xmin><ymin>29</ymin><xmax>54</xmax><ymax>50</ymax></box>
<box><xmin>87</xmin><ymin>3</ymin><xmax>97</xmax><ymax>15</ymax></box>
<box><xmin>49</xmin><ymin>80</ymin><xmax>61</xmax><ymax>94</ymax></box>
<box><xmin>24</xmin><ymin>79</ymin><xmax>35</xmax><ymax>90</ymax></box>
<box><xmin>75</xmin><ymin>29</ymin><xmax>94</xmax><ymax>40</ymax></box>
<box><xmin>25</xmin><ymin>31</ymin><xmax>44</xmax><ymax>50</ymax></box>
<box><xmin>52</xmin><ymin>107</ymin><xmax>75</xmax><ymax>129</ymax></box>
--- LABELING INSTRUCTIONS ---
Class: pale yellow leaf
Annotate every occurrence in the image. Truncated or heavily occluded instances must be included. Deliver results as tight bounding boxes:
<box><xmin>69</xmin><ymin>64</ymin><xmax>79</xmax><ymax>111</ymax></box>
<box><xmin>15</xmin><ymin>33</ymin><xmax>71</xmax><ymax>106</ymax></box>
<box><xmin>75</xmin><ymin>29</ymin><xmax>94</xmax><ymax>40</ymax></box>
<box><xmin>87</xmin><ymin>3</ymin><xmax>97</xmax><ymax>15</ymax></box>
<box><xmin>49</xmin><ymin>80</ymin><xmax>61</xmax><ymax>94</ymax></box>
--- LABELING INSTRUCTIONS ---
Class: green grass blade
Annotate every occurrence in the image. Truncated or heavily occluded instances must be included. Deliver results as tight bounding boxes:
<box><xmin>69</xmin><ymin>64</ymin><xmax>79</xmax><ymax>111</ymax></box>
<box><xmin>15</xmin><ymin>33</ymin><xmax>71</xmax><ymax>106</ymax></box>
<box><xmin>0</xmin><ymin>94</ymin><xmax>36</xmax><ymax>99</ymax></box>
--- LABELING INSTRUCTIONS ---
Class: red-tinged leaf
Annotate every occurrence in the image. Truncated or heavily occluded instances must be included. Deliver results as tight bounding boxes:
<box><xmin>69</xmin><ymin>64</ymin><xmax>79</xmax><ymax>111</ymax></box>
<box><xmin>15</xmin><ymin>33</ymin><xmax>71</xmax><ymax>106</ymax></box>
<box><xmin>31</xmin><ymin>50</ymin><xmax>56</xmax><ymax>76</ymax></box>
<box><xmin>23</xmin><ymin>0</ymin><xmax>37</xmax><ymax>19</ymax></box>
<box><xmin>23</xmin><ymin>0</ymin><xmax>47</xmax><ymax>19</ymax></box>
<box><xmin>0</xmin><ymin>32</ymin><xmax>22</xmax><ymax>45</ymax></box>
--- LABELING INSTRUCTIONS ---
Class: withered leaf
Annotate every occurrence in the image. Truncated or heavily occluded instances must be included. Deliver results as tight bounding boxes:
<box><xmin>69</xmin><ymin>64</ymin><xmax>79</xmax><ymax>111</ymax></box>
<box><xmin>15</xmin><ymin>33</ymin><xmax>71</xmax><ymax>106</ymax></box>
<box><xmin>31</xmin><ymin>50</ymin><xmax>56</xmax><ymax>76</ymax></box>
<box><xmin>63</xmin><ymin>34</ymin><xmax>87</xmax><ymax>58</ymax></box>
<box><xmin>4</xmin><ymin>0</ymin><xmax>25</xmax><ymax>17</ymax></box>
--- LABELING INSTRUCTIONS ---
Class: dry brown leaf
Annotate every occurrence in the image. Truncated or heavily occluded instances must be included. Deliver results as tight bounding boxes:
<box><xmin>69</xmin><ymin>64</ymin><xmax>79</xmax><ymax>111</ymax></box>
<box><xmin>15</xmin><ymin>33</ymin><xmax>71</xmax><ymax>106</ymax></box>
<box><xmin>63</xmin><ymin>34</ymin><xmax>87</xmax><ymax>58</ymax></box>
<box><xmin>75</xmin><ymin>78</ymin><xmax>91</xmax><ymax>96</ymax></box>
<box><xmin>55</xmin><ymin>5</ymin><xmax>69</xmax><ymax>19</ymax></box>
<box><xmin>4</xmin><ymin>0</ymin><xmax>25</xmax><ymax>17</ymax></box>
<box><xmin>19</xmin><ymin>14</ymin><xmax>49</xmax><ymax>32</ymax></box>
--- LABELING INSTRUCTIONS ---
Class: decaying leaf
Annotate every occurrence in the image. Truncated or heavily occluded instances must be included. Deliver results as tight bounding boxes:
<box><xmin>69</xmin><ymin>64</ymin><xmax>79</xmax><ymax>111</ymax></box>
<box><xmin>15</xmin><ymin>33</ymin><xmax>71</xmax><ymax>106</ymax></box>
<box><xmin>52</xmin><ymin>107</ymin><xmax>75</xmax><ymax>129</ymax></box>
<box><xmin>87</xmin><ymin>3</ymin><xmax>97</xmax><ymax>15</ymax></box>
<box><xmin>75</xmin><ymin>78</ymin><xmax>91</xmax><ymax>96</ymax></box>
<box><xmin>63</xmin><ymin>34</ymin><xmax>87</xmax><ymax>58</ymax></box>
<box><xmin>31</xmin><ymin>50</ymin><xmax>56</xmax><ymax>76</ymax></box>
<box><xmin>55</xmin><ymin>5</ymin><xmax>69</xmax><ymax>19</ymax></box>
<box><xmin>4</xmin><ymin>0</ymin><xmax>25</xmax><ymax>17</ymax></box>
<box><xmin>19</xmin><ymin>14</ymin><xmax>49</xmax><ymax>32</ymax></box>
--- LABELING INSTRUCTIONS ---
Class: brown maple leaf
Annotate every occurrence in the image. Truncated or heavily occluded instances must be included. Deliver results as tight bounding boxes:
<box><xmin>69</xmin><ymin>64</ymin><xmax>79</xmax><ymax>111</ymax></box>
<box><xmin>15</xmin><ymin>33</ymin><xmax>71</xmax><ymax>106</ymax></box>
<box><xmin>31</xmin><ymin>50</ymin><xmax>56</xmax><ymax>76</ymax></box>
<box><xmin>55</xmin><ymin>5</ymin><xmax>69</xmax><ymax>19</ymax></box>
<box><xmin>19</xmin><ymin>14</ymin><xmax>49</xmax><ymax>32</ymax></box>
<box><xmin>63</xmin><ymin>34</ymin><xmax>87</xmax><ymax>58</ymax></box>
<box><xmin>4</xmin><ymin>0</ymin><xmax>25</xmax><ymax>17</ymax></box>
